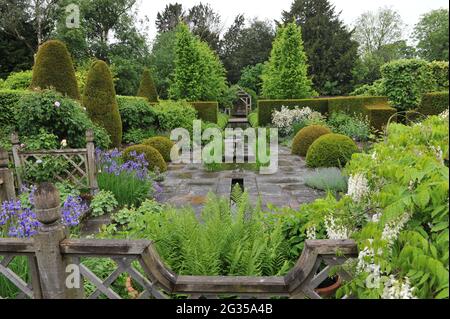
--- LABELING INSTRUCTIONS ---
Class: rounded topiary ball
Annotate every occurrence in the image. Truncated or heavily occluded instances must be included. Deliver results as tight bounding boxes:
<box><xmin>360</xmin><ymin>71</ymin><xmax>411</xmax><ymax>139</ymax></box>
<box><xmin>292</xmin><ymin>125</ymin><xmax>332</xmax><ymax>156</ymax></box>
<box><xmin>142</xmin><ymin>136</ymin><xmax>174</xmax><ymax>162</ymax></box>
<box><xmin>306</xmin><ymin>134</ymin><xmax>359</xmax><ymax>168</ymax></box>
<box><xmin>123</xmin><ymin>144</ymin><xmax>167</xmax><ymax>173</ymax></box>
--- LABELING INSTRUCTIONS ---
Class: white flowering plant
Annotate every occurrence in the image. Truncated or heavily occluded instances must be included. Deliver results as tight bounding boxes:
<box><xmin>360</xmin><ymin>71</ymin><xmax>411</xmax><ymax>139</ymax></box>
<box><xmin>272</xmin><ymin>106</ymin><xmax>325</xmax><ymax>136</ymax></box>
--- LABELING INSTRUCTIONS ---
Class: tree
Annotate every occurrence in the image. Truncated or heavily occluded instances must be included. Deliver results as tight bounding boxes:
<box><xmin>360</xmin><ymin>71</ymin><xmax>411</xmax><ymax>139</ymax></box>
<box><xmin>169</xmin><ymin>23</ymin><xmax>226</xmax><ymax>101</ymax></box>
<box><xmin>220</xmin><ymin>16</ymin><xmax>274</xmax><ymax>84</ymax></box>
<box><xmin>413</xmin><ymin>9</ymin><xmax>449</xmax><ymax>61</ymax></box>
<box><xmin>238</xmin><ymin>63</ymin><xmax>264</xmax><ymax>95</ymax></box>
<box><xmin>137</xmin><ymin>69</ymin><xmax>158</xmax><ymax>102</ymax></box>
<box><xmin>31</xmin><ymin>39</ymin><xmax>80</xmax><ymax>99</ymax></box>
<box><xmin>187</xmin><ymin>3</ymin><xmax>222</xmax><ymax>51</ymax></box>
<box><xmin>261</xmin><ymin>22</ymin><xmax>315</xmax><ymax>99</ymax></box>
<box><xmin>353</xmin><ymin>6</ymin><xmax>404</xmax><ymax>54</ymax></box>
<box><xmin>83</xmin><ymin>60</ymin><xmax>122</xmax><ymax>147</ymax></box>
<box><xmin>0</xmin><ymin>28</ymin><xmax>34</xmax><ymax>78</ymax></box>
<box><xmin>282</xmin><ymin>0</ymin><xmax>358</xmax><ymax>95</ymax></box>
<box><xmin>156</xmin><ymin>2</ymin><xmax>185</xmax><ymax>33</ymax></box>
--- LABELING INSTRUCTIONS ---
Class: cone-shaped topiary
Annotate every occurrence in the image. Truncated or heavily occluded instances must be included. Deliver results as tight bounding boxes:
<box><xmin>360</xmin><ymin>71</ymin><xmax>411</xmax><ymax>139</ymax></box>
<box><xmin>31</xmin><ymin>40</ymin><xmax>80</xmax><ymax>100</ymax></box>
<box><xmin>142</xmin><ymin>136</ymin><xmax>174</xmax><ymax>162</ymax></box>
<box><xmin>137</xmin><ymin>69</ymin><xmax>159</xmax><ymax>102</ymax></box>
<box><xmin>83</xmin><ymin>60</ymin><xmax>123</xmax><ymax>147</ymax></box>
<box><xmin>292</xmin><ymin>125</ymin><xmax>332</xmax><ymax>156</ymax></box>
<box><xmin>123</xmin><ymin>144</ymin><xmax>167</xmax><ymax>173</ymax></box>
<box><xmin>306</xmin><ymin>134</ymin><xmax>359</xmax><ymax>168</ymax></box>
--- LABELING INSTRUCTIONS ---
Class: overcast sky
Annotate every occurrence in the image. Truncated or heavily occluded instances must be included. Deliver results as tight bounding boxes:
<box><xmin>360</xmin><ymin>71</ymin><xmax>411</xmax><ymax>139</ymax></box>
<box><xmin>137</xmin><ymin>0</ymin><xmax>449</xmax><ymax>42</ymax></box>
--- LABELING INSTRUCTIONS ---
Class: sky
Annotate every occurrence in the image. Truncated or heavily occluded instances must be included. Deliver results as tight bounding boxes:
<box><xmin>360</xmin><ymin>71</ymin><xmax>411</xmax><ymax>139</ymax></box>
<box><xmin>137</xmin><ymin>0</ymin><xmax>449</xmax><ymax>42</ymax></box>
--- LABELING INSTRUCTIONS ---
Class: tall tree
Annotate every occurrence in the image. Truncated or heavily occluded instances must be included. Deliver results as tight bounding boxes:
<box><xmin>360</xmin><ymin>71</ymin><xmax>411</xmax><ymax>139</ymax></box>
<box><xmin>353</xmin><ymin>6</ymin><xmax>404</xmax><ymax>54</ymax></box>
<box><xmin>282</xmin><ymin>0</ymin><xmax>358</xmax><ymax>95</ymax></box>
<box><xmin>413</xmin><ymin>9</ymin><xmax>449</xmax><ymax>61</ymax></box>
<box><xmin>187</xmin><ymin>3</ymin><xmax>222</xmax><ymax>51</ymax></box>
<box><xmin>262</xmin><ymin>22</ymin><xmax>315</xmax><ymax>99</ymax></box>
<box><xmin>220</xmin><ymin>16</ymin><xmax>274</xmax><ymax>84</ymax></box>
<box><xmin>156</xmin><ymin>2</ymin><xmax>185</xmax><ymax>33</ymax></box>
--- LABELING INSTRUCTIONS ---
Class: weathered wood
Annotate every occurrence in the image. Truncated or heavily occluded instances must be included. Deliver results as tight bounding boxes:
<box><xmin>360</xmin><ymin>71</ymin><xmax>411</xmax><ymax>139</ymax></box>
<box><xmin>60</xmin><ymin>239</ymin><xmax>153</xmax><ymax>256</ymax></box>
<box><xmin>10</xmin><ymin>132</ymin><xmax>23</xmax><ymax>187</ymax></box>
<box><xmin>0</xmin><ymin>238</ymin><xmax>35</xmax><ymax>254</ymax></box>
<box><xmin>139</xmin><ymin>245</ymin><xmax>177</xmax><ymax>293</ymax></box>
<box><xmin>85</xmin><ymin>129</ymin><xmax>98</xmax><ymax>194</ymax></box>
<box><xmin>0</xmin><ymin>148</ymin><xmax>16</xmax><ymax>203</ymax></box>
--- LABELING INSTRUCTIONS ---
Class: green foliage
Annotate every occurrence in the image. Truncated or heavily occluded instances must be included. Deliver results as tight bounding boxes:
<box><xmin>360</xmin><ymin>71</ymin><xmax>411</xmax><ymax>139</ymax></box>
<box><xmin>90</xmin><ymin>190</ymin><xmax>118</xmax><ymax>217</ymax></box>
<box><xmin>169</xmin><ymin>23</ymin><xmax>226</xmax><ymax>101</ymax></box>
<box><xmin>292</xmin><ymin>125</ymin><xmax>332</xmax><ymax>156</ymax></box>
<box><xmin>305</xmin><ymin>168</ymin><xmax>348</xmax><ymax>193</ymax></box>
<box><xmin>154</xmin><ymin>100</ymin><xmax>198</xmax><ymax>132</ymax></box>
<box><xmin>381</xmin><ymin>59</ymin><xmax>434</xmax><ymax>111</ymax></box>
<box><xmin>142</xmin><ymin>136</ymin><xmax>174</xmax><ymax>162</ymax></box>
<box><xmin>327</xmin><ymin>112</ymin><xmax>372</xmax><ymax>142</ymax></box>
<box><xmin>122</xmin><ymin>128</ymin><xmax>157</xmax><ymax>145</ymax></box>
<box><xmin>364</xmin><ymin>104</ymin><xmax>397</xmax><ymax>131</ymax></box>
<box><xmin>190</xmin><ymin>101</ymin><xmax>219</xmax><ymax>123</ymax></box>
<box><xmin>306</xmin><ymin>133</ymin><xmax>359</xmax><ymax>168</ymax></box>
<box><xmin>22</xmin><ymin>156</ymin><xmax>69</xmax><ymax>184</ymax></box>
<box><xmin>238</xmin><ymin>63</ymin><xmax>264</xmax><ymax>95</ymax></box>
<box><xmin>123</xmin><ymin>145</ymin><xmax>167</xmax><ymax>173</ymax></box>
<box><xmin>116</xmin><ymin>96</ymin><xmax>157</xmax><ymax>133</ymax></box>
<box><xmin>248</xmin><ymin>109</ymin><xmax>259</xmax><ymax>128</ymax></box>
<box><xmin>217</xmin><ymin>113</ymin><xmax>229</xmax><ymax>130</ymax></box>
<box><xmin>350</xmin><ymin>79</ymin><xmax>385</xmax><ymax>97</ymax></box>
<box><xmin>137</xmin><ymin>68</ymin><xmax>159</xmax><ymax>102</ymax></box>
<box><xmin>0</xmin><ymin>89</ymin><xmax>32</xmax><ymax>128</ymax></box>
<box><xmin>2</xmin><ymin>70</ymin><xmax>32</xmax><ymax>90</ymax></box>
<box><xmin>428</xmin><ymin>61</ymin><xmax>449</xmax><ymax>91</ymax></box>
<box><xmin>15</xmin><ymin>90</ymin><xmax>110</xmax><ymax>149</ymax></box>
<box><xmin>83</xmin><ymin>60</ymin><xmax>123</xmax><ymax>147</ymax></box>
<box><xmin>262</xmin><ymin>22</ymin><xmax>315</xmax><ymax>99</ymax></box>
<box><xmin>111</xmin><ymin>199</ymin><xmax>164</xmax><ymax>226</ymax></box>
<box><xmin>31</xmin><ymin>40</ymin><xmax>80</xmax><ymax>100</ymax></box>
<box><xmin>102</xmin><ymin>193</ymin><xmax>293</xmax><ymax>276</ymax></box>
<box><xmin>328</xmin><ymin>96</ymin><xmax>389</xmax><ymax>115</ymax></box>
<box><xmin>417</xmin><ymin>92</ymin><xmax>449</xmax><ymax>116</ymax></box>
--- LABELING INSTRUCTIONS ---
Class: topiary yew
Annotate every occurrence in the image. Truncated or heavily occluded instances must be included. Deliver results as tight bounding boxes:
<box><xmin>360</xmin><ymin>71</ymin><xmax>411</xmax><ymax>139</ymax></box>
<box><xmin>292</xmin><ymin>125</ymin><xmax>332</xmax><ymax>156</ymax></box>
<box><xmin>306</xmin><ymin>133</ymin><xmax>359</xmax><ymax>168</ymax></box>
<box><xmin>123</xmin><ymin>144</ymin><xmax>167</xmax><ymax>173</ymax></box>
<box><xmin>31</xmin><ymin>40</ymin><xmax>80</xmax><ymax>100</ymax></box>
<box><xmin>142</xmin><ymin>136</ymin><xmax>174</xmax><ymax>162</ymax></box>
<box><xmin>137</xmin><ymin>69</ymin><xmax>159</xmax><ymax>102</ymax></box>
<box><xmin>83</xmin><ymin>60</ymin><xmax>123</xmax><ymax>147</ymax></box>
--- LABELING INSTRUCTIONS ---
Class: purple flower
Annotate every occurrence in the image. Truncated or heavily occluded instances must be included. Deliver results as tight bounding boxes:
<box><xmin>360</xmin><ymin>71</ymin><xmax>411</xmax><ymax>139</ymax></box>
<box><xmin>61</xmin><ymin>196</ymin><xmax>87</xmax><ymax>227</ymax></box>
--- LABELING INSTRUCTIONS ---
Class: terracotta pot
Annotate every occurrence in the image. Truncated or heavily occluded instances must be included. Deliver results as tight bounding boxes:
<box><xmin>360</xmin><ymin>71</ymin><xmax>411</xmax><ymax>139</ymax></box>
<box><xmin>315</xmin><ymin>276</ymin><xmax>342</xmax><ymax>298</ymax></box>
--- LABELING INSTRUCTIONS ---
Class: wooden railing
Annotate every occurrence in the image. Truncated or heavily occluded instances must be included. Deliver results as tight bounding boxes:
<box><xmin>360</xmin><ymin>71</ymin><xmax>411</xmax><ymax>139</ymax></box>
<box><xmin>0</xmin><ymin>183</ymin><xmax>358</xmax><ymax>299</ymax></box>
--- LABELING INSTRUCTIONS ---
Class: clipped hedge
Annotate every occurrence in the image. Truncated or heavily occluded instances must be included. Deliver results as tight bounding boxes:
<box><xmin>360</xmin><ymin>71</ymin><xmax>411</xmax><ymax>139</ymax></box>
<box><xmin>117</xmin><ymin>96</ymin><xmax>157</xmax><ymax>133</ymax></box>
<box><xmin>83</xmin><ymin>60</ymin><xmax>123</xmax><ymax>147</ymax></box>
<box><xmin>123</xmin><ymin>144</ymin><xmax>167</xmax><ymax>173</ymax></box>
<box><xmin>190</xmin><ymin>101</ymin><xmax>219</xmax><ymax>123</ymax></box>
<box><xmin>417</xmin><ymin>92</ymin><xmax>449</xmax><ymax>116</ymax></box>
<box><xmin>328</xmin><ymin>96</ymin><xmax>388</xmax><ymax>115</ymax></box>
<box><xmin>306</xmin><ymin>133</ymin><xmax>359</xmax><ymax>168</ymax></box>
<box><xmin>143</xmin><ymin>136</ymin><xmax>174</xmax><ymax>162</ymax></box>
<box><xmin>292</xmin><ymin>125</ymin><xmax>332</xmax><ymax>156</ymax></box>
<box><xmin>31</xmin><ymin>40</ymin><xmax>80</xmax><ymax>100</ymax></box>
<box><xmin>258</xmin><ymin>99</ymin><xmax>329</xmax><ymax>126</ymax></box>
<box><xmin>364</xmin><ymin>104</ymin><xmax>397</xmax><ymax>131</ymax></box>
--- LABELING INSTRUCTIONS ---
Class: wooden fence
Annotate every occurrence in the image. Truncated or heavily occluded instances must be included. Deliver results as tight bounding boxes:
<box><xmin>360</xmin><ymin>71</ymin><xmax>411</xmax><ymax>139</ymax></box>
<box><xmin>0</xmin><ymin>183</ymin><xmax>358</xmax><ymax>299</ymax></box>
<box><xmin>0</xmin><ymin>130</ymin><xmax>98</xmax><ymax>203</ymax></box>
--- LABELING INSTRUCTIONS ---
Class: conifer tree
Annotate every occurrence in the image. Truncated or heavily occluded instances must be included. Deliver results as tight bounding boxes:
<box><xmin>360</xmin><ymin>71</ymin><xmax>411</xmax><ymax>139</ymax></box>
<box><xmin>137</xmin><ymin>69</ymin><xmax>159</xmax><ymax>102</ymax></box>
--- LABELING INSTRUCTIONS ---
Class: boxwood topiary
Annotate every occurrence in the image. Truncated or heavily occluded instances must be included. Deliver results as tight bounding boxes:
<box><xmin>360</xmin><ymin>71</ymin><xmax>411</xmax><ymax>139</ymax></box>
<box><xmin>31</xmin><ymin>40</ymin><xmax>80</xmax><ymax>100</ymax></box>
<box><xmin>83</xmin><ymin>60</ymin><xmax>123</xmax><ymax>147</ymax></box>
<box><xmin>306</xmin><ymin>134</ymin><xmax>359</xmax><ymax>168</ymax></box>
<box><xmin>142</xmin><ymin>136</ymin><xmax>174</xmax><ymax>162</ymax></box>
<box><xmin>137</xmin><ymin>69</ymin><xmax>159</xmax><ymax>102</ymax></box>
<box><xmin>292</xmin><ymin>125</ymin><xmax>332</xmax><ymax>156</ymax></box>
<box><xmin>123</xmin><ymin>144</ymin><xmax>167</xmax><ymax>173</ymax></box>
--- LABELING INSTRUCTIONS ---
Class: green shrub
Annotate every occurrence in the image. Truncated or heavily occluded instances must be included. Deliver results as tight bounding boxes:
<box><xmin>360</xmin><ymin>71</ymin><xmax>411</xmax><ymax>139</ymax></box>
<box><xmin>258</xmin><ymin>98</ymin><xmax>329</xmax><ymax>126</ymax></box>
<box><xmin>217</xmin><ymin>113</ymin><xmax>229</xmax><ymax>130</ymax></box>
<box><xmin>417</xmin><ymin>92</ymin><xmax>449</xmax><ymax>116</ymax></box>
<box><xmin>350</xmin><ymin>79</ymin><xmax>385</xmax><ymax>97</ymax></box>
<box><xmin>0</xmin><ymin>89</ymin><xmax>32</xmax><ymax>128</ymax></box>
<box><xmin>306</xmin><ymin>133</ymin><xmax>359</xmax><ymax>168</ymax></box>
<box><xmin>190</xmin><ymin>101</ymin><xmax>219</xmax><ymax>123</ymax></box>
<box><xmin>83</xmin><ymin>60</ymin><xmax>123</xmax><ymax>147</ymax></box>
<box><xmin>90</xmin><ymin>190</ymin><xmax>118</xmax><ymax>217</ymax></box>
<box><xmin>142</xmin><ymin>136</ymin><xmax>174</xmax><ymax>162</ymax></box>
<box><xmin>2</xmin><ymin>71</ymin><xmax>32</xmax><ymax>90</ymax></box>
<box><xmin>15</xmin><ymin>90</ymin><xmax>110</xmax><ymax>149</ymax></box>
<box><xmin>116</xmin><ymin>96</ymin><xmax>157</xmax><ymax>133</ymax></box>
<box><xmin>154</xmin><ymin>100</ymin><xmax>198</xmax><ymax>132</ymax></box>
<box><xmin>428</xmin><ymin>61</ymin><xmax>449</xmax><ymax>91</ymax></box>
<box><xmin>292</xmin><ymin>125</ymin><xmax>331</xmax><ymax>156</ymax></box>
<box><xmin>364</xmin><ymin>104</ymin><xmax>397</xmax><ymax>131</ymax></box>
<box><xmin>123</xmin><ymin>144</ymin><xmax>167</xmax><ymax>173</ymax></box>
<box><xmin>137</xmin><ymin>68</ymin><xmax>159</xmax><ymax>102</ymax></box>
<box><xmin>381</xmin><ymin>59</ymin><xmax>433</xmax><ymax>111</ymax></box>
<box><xmin>122</xmin><ymin>128</ymin><xmax>157</xmax><ymax>145</ymax></box>
<box><xmin>305</xmin><ymin>167</ymin><xmax>348</xmax><ymax>193</ymax></box>
<box><xmin>31</xmin><ymin>40</ymin><xmax>80</xmax><ymax>100</ymax></box>
<box><xmin>328</xmin><ymin>96</ymin><xmax>388</xmax><ymax>115</ymax></box>
<box><xmin>327</xmin><ymin>112</ymin><xmax>372</xmax><ymax>141</ymax></box>
<box><xmin>248</xmin><ymin>109</ymin><xmax>259</xmax><ymax>128</ymax></box>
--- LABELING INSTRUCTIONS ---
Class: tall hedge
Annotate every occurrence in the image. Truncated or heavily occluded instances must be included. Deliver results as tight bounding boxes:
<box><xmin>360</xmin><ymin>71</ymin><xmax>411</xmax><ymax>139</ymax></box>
<box><xmin>137</xmin><ymin>69</ymin><xmax>159</xmax><ymax>102</ymax></box>
<box><xmin>428</xmin><ymin>61</ymin><xmax>449</xmax><ymax>91</ymax></box>
<box><xmin>83</xmin><ymin>60</ymin><xmax>123</xmax><ymax>147</ymax></box>
<box><xmin>31</xmin><ymin>40</ymin><xmax>80</xmax><ymax>100</ymax></box>
<box><xmin>190</xmin><ymin>101</ymin><xmax>219</xmax><ymax>123</ymax></box>
<box><xmin>417</xmin><ymin>92</ymin><xmax>449</xmax><ymax>115</ymax></box>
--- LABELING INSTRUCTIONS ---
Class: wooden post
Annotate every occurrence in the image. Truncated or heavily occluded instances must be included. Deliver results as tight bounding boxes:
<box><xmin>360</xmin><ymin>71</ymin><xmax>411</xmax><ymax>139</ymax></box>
<box><xmin>10</xmin><ymin>132</ymin><xmax>23</xmax><ymax>188</ymax></box>
<box><xmin>0</xmin><ymin>148</ymin><xmax>16</xmax><ymax>203</ymax></box>
<box><xmin>85</xmin><ymin>129</ymin><xmax>98</xmax><ymax>195</ymax></box>
<box><xmin>33</xmin><ymin>183</ymin><xmax>69</xmax><ymax>299</ymax></box>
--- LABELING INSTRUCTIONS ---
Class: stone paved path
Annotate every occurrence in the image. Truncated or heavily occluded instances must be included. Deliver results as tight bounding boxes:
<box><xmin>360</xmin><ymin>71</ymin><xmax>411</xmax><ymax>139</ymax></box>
<box><xmin>159</xmin><ymin>146</ymin><xmax>324</xmax><ymax>214</ymax></box>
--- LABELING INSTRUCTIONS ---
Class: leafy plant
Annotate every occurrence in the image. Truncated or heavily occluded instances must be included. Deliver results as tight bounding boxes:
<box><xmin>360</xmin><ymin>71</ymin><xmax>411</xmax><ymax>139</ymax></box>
<box><xmin>327</xmin><ymin>112</ymin><xmax>372</xmax><ymax>142</ymax></box>
<box><xmin>305</xmin><ymin>168</ymin><xmax>349</xmax><ymax>193</ymax></box>
<box><xmin>90</xmin><ymin>191</ymin><xmax>118</xmax><ymax>217</ymax></box>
